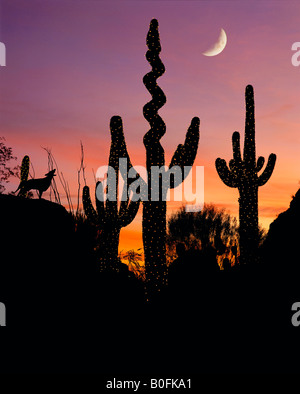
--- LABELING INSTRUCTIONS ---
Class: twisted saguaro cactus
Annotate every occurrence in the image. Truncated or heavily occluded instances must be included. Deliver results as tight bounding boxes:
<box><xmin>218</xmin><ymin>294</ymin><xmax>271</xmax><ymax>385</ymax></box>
<box><xmin>142</xmin><ymin>19</ymin><xmax>200</xmax><ymax>290</ymax></box>
<box><xmin>83</xmin><ymin>116</ymin><xmax>140</xmax><ymax>268</ymax></box>
<box><xmin>216</xmin><ymin>85</ymin><xmax>276</xmax><ymax>264</ymax></box>
<box><xmin>18</xmin><ymin>155</ymin><xmax>30</xmax><ymax>197</ymax></box>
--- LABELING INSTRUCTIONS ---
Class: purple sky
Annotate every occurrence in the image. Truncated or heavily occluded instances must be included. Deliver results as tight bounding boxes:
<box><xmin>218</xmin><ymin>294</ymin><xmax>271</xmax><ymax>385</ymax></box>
<box><xmin>1</xmin><ymin>0</ymin><xmax>300</xmax><ymax>250</ymax></box>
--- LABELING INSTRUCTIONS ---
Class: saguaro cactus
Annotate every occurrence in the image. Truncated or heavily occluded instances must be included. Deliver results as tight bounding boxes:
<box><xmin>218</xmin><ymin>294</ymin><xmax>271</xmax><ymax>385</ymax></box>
<box><xmin>82</xmin><ymin>116</ymin><xmax>140</xmax><ymax>268</ymax></box>
<box><xmin>142</xmin><ymin>19</ymin><xmax>200</xmax><ymax>290</ymax></box>
<box><xmin>18</xmin><ymin>155</ymin><xmax>30</xmax><ymax>197</ymax></box>
<box><xmin>216</xmin><ymin>85</ymin><xmax>276</xmax><ymax>264</ymax></box>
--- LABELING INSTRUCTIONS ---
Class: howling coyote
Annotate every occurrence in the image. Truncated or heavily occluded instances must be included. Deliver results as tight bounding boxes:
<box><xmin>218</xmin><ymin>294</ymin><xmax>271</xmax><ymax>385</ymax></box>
<box><xmin>15</xmin><ymin>169</ymin><xmax>56</xmax><ymax>199</ymax></box>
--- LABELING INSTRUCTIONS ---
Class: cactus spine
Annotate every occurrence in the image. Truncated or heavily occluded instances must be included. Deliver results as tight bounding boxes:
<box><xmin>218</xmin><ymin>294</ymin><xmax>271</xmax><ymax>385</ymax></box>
<box><xmin>215</xmin><ymin>85</ymin><xmax>276</xmax><ymax>264</ymax></box>
<box><xmin>142</xmin><ymin>19</ymin><xmax>200</xmax><ymax>290</ymax></box>
<box><xmin>82</xmin><ymin>116</ymin><xmax>140</xmax><ymax>269</ymax></box>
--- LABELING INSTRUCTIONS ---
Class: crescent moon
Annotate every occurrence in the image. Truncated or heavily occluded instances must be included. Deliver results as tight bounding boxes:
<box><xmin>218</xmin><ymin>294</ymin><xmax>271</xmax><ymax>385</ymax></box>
<box><xmin>203</xmin><ymin>28</ymin><xmax>227</xmax><ymax>56</ymax></box>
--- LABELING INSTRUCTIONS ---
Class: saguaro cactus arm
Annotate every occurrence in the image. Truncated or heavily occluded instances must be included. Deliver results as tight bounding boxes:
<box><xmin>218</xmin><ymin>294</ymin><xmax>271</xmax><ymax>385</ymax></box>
<box><xmin>82</xmin><ymin>184</ymin><xmax>101</xmax><ymax>224</ymax></box>
<box><xmin>118</xmin><ymin>200</ymin><xmax>140</xmax><ymax>227</ymax></box>
<box><xmin>231</xmin><ymin>131</ymin><xmax>242</xmax><ymax>163</ymax></box>
<box><xmin>216</xmin><ymin>130</ymin><xmax>244</xmax><ymax>188</ymax></box>
<box><xmin>169</xmin><ymin>118</ymin><xmax>200</xmax><ymax>167</ymax></box>
<box><xmin>257</xmin><ymin>153</ymin><xmax>276</xmax><ymax>186</ymax></box>
<box><xmin>168</xmin><ymin>118</ymin><xmax>200</xmax><ymax>189</ymax></box>
<box><xmin>215</xmin><ymin>158</ymin><xmax>238</xmax><ymax>188</ymax></box>
<box><xmin>95</xmin><ymin>181</ymin><xmax>106</xmax><ymax>220</ymax></box>
<box><xmin>256</xmin><ymin>156</ymin><xmax>265</xmax><ymax>172</ymax></box>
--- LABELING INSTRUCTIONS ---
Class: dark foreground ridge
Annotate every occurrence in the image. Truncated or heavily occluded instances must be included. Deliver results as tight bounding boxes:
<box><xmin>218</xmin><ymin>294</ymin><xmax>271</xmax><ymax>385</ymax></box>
<box><xmin>0</xmin><ymin>194</ymin><xmax>300</xmax><ymax>373</ymax></box>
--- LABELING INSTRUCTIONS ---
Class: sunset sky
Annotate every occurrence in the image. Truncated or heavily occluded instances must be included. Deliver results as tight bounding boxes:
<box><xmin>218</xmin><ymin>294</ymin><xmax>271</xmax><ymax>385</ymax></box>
<box><xmin>1</xmin><ymin>0</ymin><xmax>300</xmax><ymax>251</ymax></box>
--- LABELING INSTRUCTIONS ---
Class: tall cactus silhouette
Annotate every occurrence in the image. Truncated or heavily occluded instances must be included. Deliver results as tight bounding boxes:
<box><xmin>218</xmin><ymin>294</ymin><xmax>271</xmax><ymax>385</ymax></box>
<box><xmin>216</xmin><ymin>85</ymin><xmax>276</xmax><ymax>264</ymax></box>
<box><xmin>142</xmin><ymin>19</ymin><xmax>200</xmax><ymax>290</ymax></box>
<box><xmin>82</xmin><ymin>116</ymin><xmax>140</xmax><ymax>269</ymax></box>
<box><xmin>18</xmin><ymin>155</ymin><xmax>30</xmax><ymax>197</ymax></box>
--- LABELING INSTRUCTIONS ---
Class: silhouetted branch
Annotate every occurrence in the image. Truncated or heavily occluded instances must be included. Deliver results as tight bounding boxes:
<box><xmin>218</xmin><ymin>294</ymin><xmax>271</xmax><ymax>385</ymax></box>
<box><xmin>41</xmin><ymin>146</ymin><xmax>61</xmax><ymax>205</ymax></box>
<box><xmin>76</xmin><ymin>141</ymin><xmax>86</xmax><ymax>216</ymax></box>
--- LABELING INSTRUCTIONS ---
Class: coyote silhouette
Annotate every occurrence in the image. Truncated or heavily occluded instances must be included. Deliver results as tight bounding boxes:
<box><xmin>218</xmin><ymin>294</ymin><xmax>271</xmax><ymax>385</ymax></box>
<box><xmin>15</xmin><ymin>169</ymin><xmax>56</xmax><ymax>199</ymax></box>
